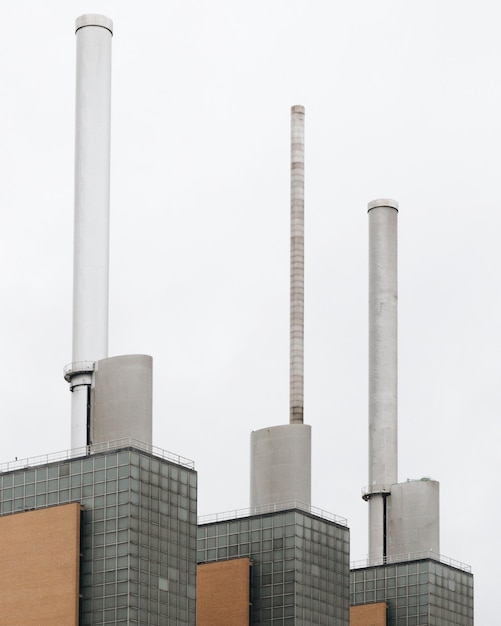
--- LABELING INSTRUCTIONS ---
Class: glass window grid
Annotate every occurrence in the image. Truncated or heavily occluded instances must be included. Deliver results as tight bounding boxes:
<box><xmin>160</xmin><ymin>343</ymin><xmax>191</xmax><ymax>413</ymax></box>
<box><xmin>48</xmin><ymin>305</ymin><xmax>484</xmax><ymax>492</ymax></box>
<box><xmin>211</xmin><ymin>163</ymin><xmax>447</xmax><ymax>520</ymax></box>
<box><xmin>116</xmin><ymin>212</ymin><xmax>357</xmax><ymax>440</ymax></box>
<box><xmin>350</xmin><ymin>560</ymin><xmax>473</xmax><ymax>625</ymax></box>
<box><xmin>0</xmin><ymin>447</ymin><xmax>197</xmax><ymax>626</ymax></box>
<box><xmin>198</xmin><ymin>510</ymin><xmax>350</xmax><ymax>625</ymax></box>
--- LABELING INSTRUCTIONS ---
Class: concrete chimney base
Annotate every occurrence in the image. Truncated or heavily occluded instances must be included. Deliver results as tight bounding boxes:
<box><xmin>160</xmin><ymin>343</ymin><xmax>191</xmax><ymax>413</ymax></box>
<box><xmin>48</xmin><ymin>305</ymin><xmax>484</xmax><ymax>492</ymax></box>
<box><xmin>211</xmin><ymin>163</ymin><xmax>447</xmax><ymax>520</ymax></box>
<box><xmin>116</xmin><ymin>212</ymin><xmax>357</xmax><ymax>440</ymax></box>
<box><xmin>250</xmin><ymin>424</ymin><xmax>311</xmax><ymax>508</ymax></box>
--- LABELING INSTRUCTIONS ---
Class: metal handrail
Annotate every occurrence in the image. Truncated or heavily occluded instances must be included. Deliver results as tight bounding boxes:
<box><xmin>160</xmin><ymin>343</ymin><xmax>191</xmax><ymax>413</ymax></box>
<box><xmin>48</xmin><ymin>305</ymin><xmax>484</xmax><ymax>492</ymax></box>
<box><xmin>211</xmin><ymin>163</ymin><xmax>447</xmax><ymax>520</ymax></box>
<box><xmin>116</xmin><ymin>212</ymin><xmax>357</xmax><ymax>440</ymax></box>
<box><xmin>63</xmin><ymin>360</ymin><xmax>95</xmax><ymax>381</ymax></box>
<box><xmin>350</xmin><ymin>550</ymin><xmax>472</xmax><ymax>573</ymax></box>
<box><xmin>361</xmin><ymin>484</ymin><xmax>392</xmax><ymax>500</ymax></box>
<box><xmin>0</xmin><ymin>437</ymin><xmax>195</xmax><ymax>472</ymax></box>
<box><xmin>198</xmin><ymin>500</ymin><xmax>348</xmax><ymax>527</ymax></box>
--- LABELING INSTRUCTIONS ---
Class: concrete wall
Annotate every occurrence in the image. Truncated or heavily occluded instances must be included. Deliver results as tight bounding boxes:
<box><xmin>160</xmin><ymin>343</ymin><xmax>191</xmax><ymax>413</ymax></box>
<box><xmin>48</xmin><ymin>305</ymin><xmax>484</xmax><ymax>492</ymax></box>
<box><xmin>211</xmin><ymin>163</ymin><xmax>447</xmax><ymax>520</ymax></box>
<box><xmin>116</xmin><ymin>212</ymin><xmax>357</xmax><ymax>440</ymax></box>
<box><xmin>197</xmin><ymin>558</ymin><xmax>251</xmax><ymax>626</ymax></box>
<box><xmin>0</xmin><ymin>503</ymin><xmax>80</xmax><ymax>626</ymax></box>
<box><xmin>250</xmin><ymin>424</ymin><xmax>311</xmax><ymax>507</ymax></box>
<box><xmin>387</xmin><ymin>480</ymin><xmax>440</xmax><ymax>556</ymax></box>
<box><xmin>91</xmin><ymin>354</ymin><xmax>153</xmax><ymax>445</ymax></box>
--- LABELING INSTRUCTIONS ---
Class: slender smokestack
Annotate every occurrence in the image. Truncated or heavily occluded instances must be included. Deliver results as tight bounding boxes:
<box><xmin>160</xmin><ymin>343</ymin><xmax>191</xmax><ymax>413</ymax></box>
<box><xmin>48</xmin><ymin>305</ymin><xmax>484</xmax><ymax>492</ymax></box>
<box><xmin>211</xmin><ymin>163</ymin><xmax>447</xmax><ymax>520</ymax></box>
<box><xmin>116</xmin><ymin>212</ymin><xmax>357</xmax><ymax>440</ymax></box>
<box><xmin>367</xmin><ymin>198</ymin><xmax>399</xmax><ymax>560</ymax></box>
<box><xmin>65</xmin><ymin>15</ymin><xmax>113</xmax><ymax>449</ymax></box>
<box><xmin>290</xmin><ymin>105</ymin><xmax>305</xmax><ymax>424</ymax></box>
<box><xmin>249</xmin><ymin>105</ymin><xmax>311</xmax><ymax>508</ymax></box>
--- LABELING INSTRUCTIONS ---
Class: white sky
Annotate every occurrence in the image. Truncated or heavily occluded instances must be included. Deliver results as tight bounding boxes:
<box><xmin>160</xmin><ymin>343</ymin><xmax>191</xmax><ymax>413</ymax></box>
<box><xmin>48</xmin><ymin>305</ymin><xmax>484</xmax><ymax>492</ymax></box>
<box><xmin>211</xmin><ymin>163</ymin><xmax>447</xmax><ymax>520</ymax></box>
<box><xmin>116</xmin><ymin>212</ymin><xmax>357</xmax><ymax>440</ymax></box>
<box><xmin>1</xmin><ymin>1</ymin><xmax>498</xmax><ymax>621</ymax></box>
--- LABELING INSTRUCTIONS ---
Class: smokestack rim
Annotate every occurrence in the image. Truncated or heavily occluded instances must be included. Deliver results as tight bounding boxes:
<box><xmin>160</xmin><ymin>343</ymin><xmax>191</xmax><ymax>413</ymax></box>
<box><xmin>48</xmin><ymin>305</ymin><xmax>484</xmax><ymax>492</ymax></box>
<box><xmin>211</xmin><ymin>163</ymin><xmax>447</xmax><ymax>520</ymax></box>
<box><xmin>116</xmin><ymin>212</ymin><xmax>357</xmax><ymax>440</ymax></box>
<box><xmin>367</xmin><ymin>198</ymin><xmax>399</xmax><ymax>212</ymax></box>
<box><xmin>291</xmin><ymin>104</ymin><xmax>305</xmax><ymax>114</ymax></box>
<box><xmin>75</xmin><ymin>14</ymin><xmax>113</xmax><ymax>35</ymax></box>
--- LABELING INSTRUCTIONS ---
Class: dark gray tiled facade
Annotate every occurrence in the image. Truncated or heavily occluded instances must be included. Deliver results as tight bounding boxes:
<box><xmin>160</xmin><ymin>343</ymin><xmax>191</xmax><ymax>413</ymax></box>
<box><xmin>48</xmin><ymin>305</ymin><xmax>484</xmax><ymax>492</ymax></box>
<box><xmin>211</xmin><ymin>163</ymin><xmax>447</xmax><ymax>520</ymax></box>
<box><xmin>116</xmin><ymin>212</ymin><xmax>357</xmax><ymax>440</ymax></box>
<box><xmin>351</xmin><ymin>559</ymin><xmax>473</xmax><ymax>626</ymax></box>
<box><xmin>0</xmin><ymin>446</ymin><xmax>197</xmax><ymax>626</ymax></box>
<box><xmin>198</xmin><ymin>509</ymin><xmax>350</xmax><ymax>625</ymax></box>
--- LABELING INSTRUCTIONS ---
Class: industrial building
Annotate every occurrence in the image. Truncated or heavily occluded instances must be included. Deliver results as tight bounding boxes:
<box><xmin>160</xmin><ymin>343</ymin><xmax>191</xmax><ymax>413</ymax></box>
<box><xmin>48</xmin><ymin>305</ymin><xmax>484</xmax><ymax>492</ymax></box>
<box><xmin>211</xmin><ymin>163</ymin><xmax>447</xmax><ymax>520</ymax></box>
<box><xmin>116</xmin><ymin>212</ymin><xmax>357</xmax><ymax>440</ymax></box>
<box><xmin>0</xmin><ymin>443</ymin><xmax>197</xmax><ymax>625</ymax></box>
<box><xmin>195</xmin><ymin>102</ymin><xmax>352</xmax><ymax>626</ymax></box>
<box><xmin>198</xmin><ymin>505</ymin><xmax>349</xmax><ymax>624</ymax></box>
<box><xmin>0</xmin><ymin>13</ymin><xmax>473</xmax><ymax>626</ymax></box>
<box><xmin>350</xmin><ymin>557</ymin><xmax>473</xmax><ymax>625</ymax></box>
<box><xmin>347</xmin><ymin>198</ymin><xmax>473</xmax><ymax>625</ymax></box>
<box><xmin>0</xmin><ymin>15</ymin><xmax>197</xmax><ymax>626</ymax></box>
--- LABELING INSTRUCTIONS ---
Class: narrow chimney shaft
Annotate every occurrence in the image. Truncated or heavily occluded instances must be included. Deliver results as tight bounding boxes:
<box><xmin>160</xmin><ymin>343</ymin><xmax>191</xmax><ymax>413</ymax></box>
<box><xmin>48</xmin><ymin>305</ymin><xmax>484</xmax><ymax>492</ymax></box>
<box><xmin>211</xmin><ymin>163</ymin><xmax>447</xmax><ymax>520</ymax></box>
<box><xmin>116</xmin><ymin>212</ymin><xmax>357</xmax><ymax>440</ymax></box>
<box><xmin>249</xmin><ymin>105</ymin><xmax>311</xmax><ymax>508</ymax></box>
<box><xmin>290</xmin><ymin>105</ymin><xmax>305</xmax><ymax>424</ymax></box>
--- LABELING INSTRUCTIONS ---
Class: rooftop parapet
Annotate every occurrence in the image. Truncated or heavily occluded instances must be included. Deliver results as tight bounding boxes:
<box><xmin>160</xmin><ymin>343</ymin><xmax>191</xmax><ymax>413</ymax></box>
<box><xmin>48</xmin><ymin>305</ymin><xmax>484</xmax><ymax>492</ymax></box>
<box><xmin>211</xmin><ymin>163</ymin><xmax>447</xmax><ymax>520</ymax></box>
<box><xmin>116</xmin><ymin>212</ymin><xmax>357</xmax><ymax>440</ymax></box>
<box><xmin>199</xmin><ymin>500</ymin><xmax>347</xmax><ymax>527</ymax></box>
<box><xmin>0</xmin><ymin>437</ymin><xmax>195</xmax><ymax>473</ymax></box>
<box><xmin>351</xmin><ymin>550</ymin><xmax>472</xmax><ymax>574</ymax></box>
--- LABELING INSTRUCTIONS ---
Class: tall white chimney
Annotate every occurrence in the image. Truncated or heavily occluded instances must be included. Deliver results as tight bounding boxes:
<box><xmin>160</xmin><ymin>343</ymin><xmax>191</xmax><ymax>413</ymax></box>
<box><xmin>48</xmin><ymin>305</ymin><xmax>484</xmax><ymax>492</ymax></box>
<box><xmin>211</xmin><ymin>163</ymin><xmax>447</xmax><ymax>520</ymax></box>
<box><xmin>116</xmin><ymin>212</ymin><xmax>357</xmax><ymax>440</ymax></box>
<box><xmin>366</xmin><ymin>198</ymin><xmax>399</xmax><ymax>560</ymax></box>
<box><xmin>65</xmin><ymin>15</ymin><xmax>113</xmax><ymax>449</ymax></box>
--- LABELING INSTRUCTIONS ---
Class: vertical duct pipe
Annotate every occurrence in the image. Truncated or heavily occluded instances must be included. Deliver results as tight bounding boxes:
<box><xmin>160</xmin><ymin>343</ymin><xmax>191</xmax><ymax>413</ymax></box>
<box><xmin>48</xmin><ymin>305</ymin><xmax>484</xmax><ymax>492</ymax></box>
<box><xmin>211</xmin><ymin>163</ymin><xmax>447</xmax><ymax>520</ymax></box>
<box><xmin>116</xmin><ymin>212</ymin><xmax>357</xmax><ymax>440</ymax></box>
<box><xmin>66</xmin><ymin>15</ymin><xmax>113</xmax><ymax>450</ymax></box>
<box><xmin>367</xmin><ymin>198</ymin><xmax>399</xmax><ymax>561</ymax></box>
<box><xmin>290</xmin><ymin>105</ymin><xmax>305</xmax><ymax>424</ymax></box>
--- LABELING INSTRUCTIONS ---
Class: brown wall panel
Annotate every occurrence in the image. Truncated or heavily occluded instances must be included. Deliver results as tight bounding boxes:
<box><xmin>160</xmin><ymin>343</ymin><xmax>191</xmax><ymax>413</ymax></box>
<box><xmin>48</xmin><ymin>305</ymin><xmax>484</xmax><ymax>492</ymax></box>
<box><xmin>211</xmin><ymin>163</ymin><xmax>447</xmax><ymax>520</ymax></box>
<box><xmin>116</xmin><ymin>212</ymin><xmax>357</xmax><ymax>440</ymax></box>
<box><xmin>0</xmin><ymin>503</ymin><xmax>80</xmax><ymax>626</ymax></box>
<box><xmin>197</xmin><ymin>558</ymin><xmax>251</xmax><ymax>626</ymax></box>
<box><xmin>350</xmin><ymin>602</ymin><xmax>387</xmax><ymax>626</ymax></box>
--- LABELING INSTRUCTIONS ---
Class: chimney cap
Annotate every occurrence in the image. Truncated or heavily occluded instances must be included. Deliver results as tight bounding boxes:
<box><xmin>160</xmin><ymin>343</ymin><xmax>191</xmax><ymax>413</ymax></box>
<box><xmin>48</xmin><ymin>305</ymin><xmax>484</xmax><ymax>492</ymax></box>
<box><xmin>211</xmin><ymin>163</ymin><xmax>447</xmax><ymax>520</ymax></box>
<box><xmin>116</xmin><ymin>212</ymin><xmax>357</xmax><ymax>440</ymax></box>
<box><xmin>291</xmin><ymin>105</ymin><xmax>305</xmax><ymax>114</ymax></box>
<box><xmin>75</xmin><ymin>14</ymin><xmax>113</xmax><ymax>35</ymax></box>
<box><xmin>367</xmin><ymin>198</ymin><xmax>399</xmax><ymax>212</ymax></box>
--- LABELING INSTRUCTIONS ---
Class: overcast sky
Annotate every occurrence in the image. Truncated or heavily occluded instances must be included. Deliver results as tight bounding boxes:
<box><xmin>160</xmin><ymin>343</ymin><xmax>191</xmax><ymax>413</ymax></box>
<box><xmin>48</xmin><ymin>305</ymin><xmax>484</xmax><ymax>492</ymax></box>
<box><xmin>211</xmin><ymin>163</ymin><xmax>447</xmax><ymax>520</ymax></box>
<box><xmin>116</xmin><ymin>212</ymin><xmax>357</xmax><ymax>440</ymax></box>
<box><xmin>1</xmin><ymin>1</ymin><xmax>499</xmax><ymax>621</ymax></box>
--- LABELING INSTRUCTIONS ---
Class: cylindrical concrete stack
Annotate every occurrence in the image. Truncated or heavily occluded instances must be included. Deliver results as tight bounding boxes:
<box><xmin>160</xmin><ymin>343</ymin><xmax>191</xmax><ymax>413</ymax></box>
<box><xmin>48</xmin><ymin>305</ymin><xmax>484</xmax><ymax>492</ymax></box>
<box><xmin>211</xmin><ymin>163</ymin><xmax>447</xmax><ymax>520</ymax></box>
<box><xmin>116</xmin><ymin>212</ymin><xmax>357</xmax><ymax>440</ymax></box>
<box><xmin>91</xmin><ymin>355</ymin><xmax>153</xmax><ymax>445</ymax></box>
<box><xmin>364</xmin><ymin>199</ymin><xmax>441</xmax><ymax>560</ymax></box>
<box><xmin>387</xmin><ymin>479</ymin><xmax>440</xmax><ymax>556</ymax></box>
<box><xmin>367</xmin><ymin>198</ymin><xmax>399</xmax><ymax>560</ymax></box>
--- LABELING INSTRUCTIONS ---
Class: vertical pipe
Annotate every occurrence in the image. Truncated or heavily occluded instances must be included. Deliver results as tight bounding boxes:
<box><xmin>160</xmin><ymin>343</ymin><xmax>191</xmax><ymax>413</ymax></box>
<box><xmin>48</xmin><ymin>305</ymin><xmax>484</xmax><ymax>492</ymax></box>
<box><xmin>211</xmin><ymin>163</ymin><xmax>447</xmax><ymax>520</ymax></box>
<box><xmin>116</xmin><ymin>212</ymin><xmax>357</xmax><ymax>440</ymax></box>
<box><xmin>69</xmin><ymin>15</ymin><xmax>113</xmax><ymax>449</ymax></box>
<box><xmin>367</xmin><ymin>198</ymin><xmax>399</xmax><ymax>560</ymax></box>
<box><xmin>290</xmin><ymin>105</ymin><xmax>305</xmax><ymax>424</ymax></box>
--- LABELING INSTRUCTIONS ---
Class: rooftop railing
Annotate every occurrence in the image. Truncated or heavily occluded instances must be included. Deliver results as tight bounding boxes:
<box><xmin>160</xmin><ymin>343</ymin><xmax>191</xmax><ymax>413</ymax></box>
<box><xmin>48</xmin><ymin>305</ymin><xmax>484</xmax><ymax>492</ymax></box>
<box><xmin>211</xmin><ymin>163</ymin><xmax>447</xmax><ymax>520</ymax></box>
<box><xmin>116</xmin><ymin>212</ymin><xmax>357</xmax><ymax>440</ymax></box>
<box><xmin>351</xmin><ymin>550</ymin><xmax>472</xmax><ymax>573</ymax></box>
<box><xmin>198</xmin><ymin>500</ymin><xmax>348</xmax><ymax>527</ymax></box>
<box><xmin>0</xmin><ymin>437</ymin><xmax>195</xmax><ymax>472</ymax></box>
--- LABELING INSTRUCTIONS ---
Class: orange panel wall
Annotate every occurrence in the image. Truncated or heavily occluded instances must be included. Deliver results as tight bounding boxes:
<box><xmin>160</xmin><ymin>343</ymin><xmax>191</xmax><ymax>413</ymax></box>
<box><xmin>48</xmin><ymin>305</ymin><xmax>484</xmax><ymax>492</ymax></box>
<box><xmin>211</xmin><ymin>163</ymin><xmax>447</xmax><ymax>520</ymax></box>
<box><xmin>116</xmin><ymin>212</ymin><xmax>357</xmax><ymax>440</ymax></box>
<box><xmin>197</xmin><ymin>558</ymin><xmax>251</xmax><ymax>626</ymax></box>
<box><xmin>350</xmin><ymin>602</ymin><xmax>387</xmax><ymax>626</ymax></box>
<box><xmin>0</xmin><ymin>503</ymin><xmax>80</xmax><ymax>626</ymax></box>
